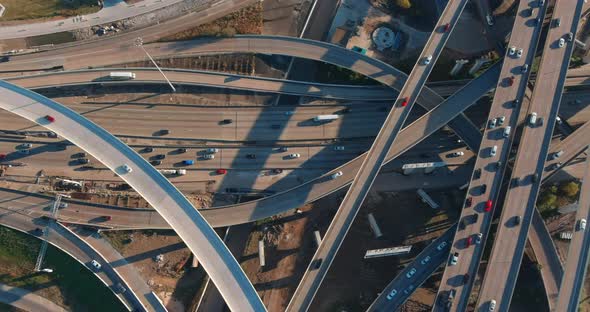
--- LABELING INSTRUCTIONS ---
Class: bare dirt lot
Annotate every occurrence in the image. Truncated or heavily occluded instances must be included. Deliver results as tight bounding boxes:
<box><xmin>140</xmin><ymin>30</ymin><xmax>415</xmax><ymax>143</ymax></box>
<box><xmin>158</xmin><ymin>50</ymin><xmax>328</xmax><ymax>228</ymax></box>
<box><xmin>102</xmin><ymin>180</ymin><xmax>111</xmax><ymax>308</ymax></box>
<box><xmin>309</xmin><ymin>189</ymin><xmax>460</xmax><ymax>311</ymax></box>
<box><xmin>103</xmin><ymin>230</ymin><xmax>205</xmax><ymax>312</ymax></box>
<box><xmin>239</xmin><ymin>186</ymin><xmax>460</xmax><ymax>312</ymax></box>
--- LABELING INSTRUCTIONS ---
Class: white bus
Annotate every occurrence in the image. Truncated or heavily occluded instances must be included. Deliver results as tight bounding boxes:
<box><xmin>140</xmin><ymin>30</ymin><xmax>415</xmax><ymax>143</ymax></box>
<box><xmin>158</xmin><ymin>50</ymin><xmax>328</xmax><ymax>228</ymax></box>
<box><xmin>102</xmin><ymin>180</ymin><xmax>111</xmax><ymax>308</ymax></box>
<box><xmin>313</xmin><ymin>114</ymin><xmax>339</xmax><ymax>122</ymax></box>
<box><xmin>109</xmin><ymin>72</ymin><xmax>136</xmax><ymax>80</ymax></box>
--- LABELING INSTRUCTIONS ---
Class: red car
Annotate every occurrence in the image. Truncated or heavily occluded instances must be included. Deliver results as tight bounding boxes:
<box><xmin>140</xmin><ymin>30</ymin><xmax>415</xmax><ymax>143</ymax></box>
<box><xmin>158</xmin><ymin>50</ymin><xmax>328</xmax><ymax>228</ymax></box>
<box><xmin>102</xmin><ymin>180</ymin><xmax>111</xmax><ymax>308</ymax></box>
<box><xmin>216</xmin><ymin>169</ymin><xmax>227</xmax><ymax>175</ymax></box>
<box><xmin>484</xmin><ymin>199</ymin><xmax>493</xmax><ymax>212</ymax></box>
<box><xmin>466</xmin><ymin>236</ymin><xmax>473</xmax><ymax>247</ymax></box>
<box><xmin>401</xmin><ymin>97</ymin><xmax>409</xmax><ymax>107</ymax></box>
<box><xmin>508</xmin><ymin>76</ymin><xmax>515</xmax><ymax>86</ymax></box>
<box><xmin>443</xmin><ymin>23</ymin><xmax>451</xmax><ymax>32</ymax></box>
<box><xmin>0</xmin><ymin>154</ymin><xmax>5</xmax><ymax>160</ymax></box>
<box><xmin>103</xmin><ymin>215</ymin><xmax>112</xmax><ymax>221</ymax></box>
<box><xmin>45</xmin><ymin>115</ymin><xmax>55</xmax><ymax>122</ymax></box>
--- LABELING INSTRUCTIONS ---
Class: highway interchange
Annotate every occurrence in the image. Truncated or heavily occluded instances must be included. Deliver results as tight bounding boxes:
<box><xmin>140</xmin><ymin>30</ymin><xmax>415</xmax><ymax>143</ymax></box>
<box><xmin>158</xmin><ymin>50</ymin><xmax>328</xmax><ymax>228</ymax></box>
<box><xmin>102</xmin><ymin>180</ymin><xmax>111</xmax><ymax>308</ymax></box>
<box><xmin>2</xmin><ymin>0</ymin><xmax>590</xmax><ymax>311</ymax></box>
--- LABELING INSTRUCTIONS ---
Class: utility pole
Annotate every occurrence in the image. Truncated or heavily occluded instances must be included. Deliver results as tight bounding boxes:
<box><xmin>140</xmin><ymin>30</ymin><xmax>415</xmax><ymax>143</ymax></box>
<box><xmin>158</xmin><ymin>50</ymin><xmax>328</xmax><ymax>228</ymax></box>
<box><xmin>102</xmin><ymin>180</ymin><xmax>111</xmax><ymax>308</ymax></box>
<box><xmin>34</xmin><ymin>193</ymin><xmax>70</xmax><ymax>272</ymax></box>
<box><xmin>135</xmin><ymin>37</ymin><xmax>176</xmax><ymax>92</ymax></box>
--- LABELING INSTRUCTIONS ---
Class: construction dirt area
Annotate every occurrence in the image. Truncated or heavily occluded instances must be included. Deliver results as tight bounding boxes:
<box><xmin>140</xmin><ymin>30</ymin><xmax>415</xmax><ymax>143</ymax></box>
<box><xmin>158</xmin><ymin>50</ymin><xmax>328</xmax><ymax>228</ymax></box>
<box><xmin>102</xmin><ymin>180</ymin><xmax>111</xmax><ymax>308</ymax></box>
<box><xmin>239</xmin><ymin>186</ymin><xmax>461</xmax><ymax>312</ymax></box>
<box><xmin>103</xmin><ymin>229</ymin><xmax>205</xmax><ymax>312</ymax></box>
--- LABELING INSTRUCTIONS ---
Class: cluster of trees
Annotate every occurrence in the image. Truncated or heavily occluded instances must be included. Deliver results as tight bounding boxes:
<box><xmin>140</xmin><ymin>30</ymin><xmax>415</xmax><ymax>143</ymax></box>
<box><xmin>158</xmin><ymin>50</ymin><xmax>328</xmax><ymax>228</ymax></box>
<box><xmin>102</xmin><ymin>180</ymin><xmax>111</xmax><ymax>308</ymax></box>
<box><xmin>538</xmin><ymin>181</ymin><xmax>580</xmax><ymax>213</ymax></box>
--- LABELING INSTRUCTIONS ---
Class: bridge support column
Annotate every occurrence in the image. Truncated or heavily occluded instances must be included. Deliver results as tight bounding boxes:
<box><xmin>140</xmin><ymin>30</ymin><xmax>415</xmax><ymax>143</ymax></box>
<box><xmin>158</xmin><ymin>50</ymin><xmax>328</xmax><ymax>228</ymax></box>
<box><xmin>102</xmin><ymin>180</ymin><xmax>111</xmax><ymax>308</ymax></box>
<box><xmin>450</xmin><ymin>59</ymin><xmax>469</xmax><ymax>76</ymax></box>
<box><xmin>469</xmin><ymin>57</ymin><xmax>490</xmax><ymax>76</ymax></box>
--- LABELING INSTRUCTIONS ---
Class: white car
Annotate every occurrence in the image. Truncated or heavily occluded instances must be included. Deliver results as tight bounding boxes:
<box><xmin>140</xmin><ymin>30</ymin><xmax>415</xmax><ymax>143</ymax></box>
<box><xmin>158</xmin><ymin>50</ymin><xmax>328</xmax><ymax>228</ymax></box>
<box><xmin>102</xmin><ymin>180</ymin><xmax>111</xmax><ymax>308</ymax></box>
<box><xmin>59</xmin><ymin>203</ymin><xmax>68</xmax><ymax>208</ymax></box>
<box><xmin>406</xmin><ymin>268</ymin><xmax>417</xmax><ymax>279</ymax></box>
<box><xmin>386</xmin><ymin>289</ymin><xmax>398</xmax><ymax>300</ymax></box>
<box><xmin>22</xmin><ymin>143</ymin><xmax>32</xmax><ymax>149</ymax></box>
<box><xmin>288</xmin><ymin>153</ymin><xmax>301</xmax><ymax>159</ymax></box>
<box><xmin>421</xmin><ymin>256</ymin><xmax>431</xmax><ymax>265</ymax></box>
<box><xmin>331</xmin><ymin>171</ymin><xmax>343</xmax><ymax>179</ymax></box>
<box><xmin>203</xmin><ymin>154</ymin><xmax>215</xmax><ymax>160</ymax></box>
<box><xmin>489</xmin><ymin>299</ymin><xmax>497</xmax><ymax>311</ymax></box>
<box><xmin>558</xmin><ymin>38</ymin><xmax>565</xmax><ymax>48</ymax></box>
<box><xmin>508</xmin><ymin>46</ymin><xmax>516</xmax><ymax>56</ymax></box>
<box><xmin>490</xmin><ymin>145</ymin><xmax>497</xmax><ymax>157</ymax></box>
<box><xmin>333</xmin><ymin>146</ymin><xmax>345</xmax><ymax>151</ymax></box>
<box><xmin>436</xmin><ymin>241</ymin><xmax>447</xmax><ymax>251</ymax></box>
<box><xmin>516</xmin><ymin>48</ymin><xmax>523</xmax><ymax>58</ymax></box>
<box><xmin>90</xmin><ymin>260</ymin><xmax>102</xmax><ymax>270</ymax></box>
<box><xmin>450</xmin><ymin>252</ymin><xmax>459</xmax><ymax>266</ymax></box>
<box><xmin>122</xmin><ymin>164</ymin><xmax>132</xmax><ymax>173</ymax></box>
<box><xmin>475</xmin><ymin>233</ymin><xmax>483</xmax><ymax>244</ymax></box>
<box><xmin>579</xmin><ymin>219</ymin><xmax>587</xmax><ymax>231</ymax></box>
<box><xmin>424</xmin><ymin>55</ymin><xmax>432</xmax><ymax>65</ymax></box>
<box><xmin>451</xmin><ymin>151</ymin><xmax>465</xmax><ymax>157</ymax></box>
<box><xmin>497</xmin><ymin>116</ymin><xmax>505</xmax><ymax>126</ymax></box>
<box><xmin>521</xmin><ymin>64</ymin><xmax>528</xmax><ymax>73</ymax></box>
<box><xmin>488</xmin><ymin>118</ymin><xmax>497</xmax><ymax>129</ymax></box>
<box><xmin>206</xmin><ymin>148</ymin><xmax>219</xmax><ymax>154</ymax></box>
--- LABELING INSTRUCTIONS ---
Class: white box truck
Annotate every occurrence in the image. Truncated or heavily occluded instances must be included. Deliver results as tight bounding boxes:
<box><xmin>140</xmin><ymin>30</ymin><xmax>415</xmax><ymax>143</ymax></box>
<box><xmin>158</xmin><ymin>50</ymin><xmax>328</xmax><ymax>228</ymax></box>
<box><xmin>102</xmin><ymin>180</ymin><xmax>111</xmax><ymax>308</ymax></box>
<box><xmin>109</xmin><ymin>72</ymin><xmax>136</xmax><ymax>80</ymax></box>
<box><xmin>314</xmin><ymin>114</ymin><xmax>339</xmax><ymax>122</ymax></box>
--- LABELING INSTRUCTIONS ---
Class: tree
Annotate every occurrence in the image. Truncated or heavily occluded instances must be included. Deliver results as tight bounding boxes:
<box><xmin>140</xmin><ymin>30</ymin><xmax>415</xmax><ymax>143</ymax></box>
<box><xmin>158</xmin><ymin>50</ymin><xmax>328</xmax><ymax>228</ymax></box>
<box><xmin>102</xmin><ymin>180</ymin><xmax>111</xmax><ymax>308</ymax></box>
<box><xmin>560</xmin><ymin>181</ymin><xmax>580</xmax><ymax>197</ymax></box>
<box><xmin>538</xmin><ymin>193</ymin><xmax>557</xmax><ymax>211</ymax></box>
<box><xmin>395</xmin><ymin>0</ymin><xmax>412</xmax><ymax>9</ymax></box>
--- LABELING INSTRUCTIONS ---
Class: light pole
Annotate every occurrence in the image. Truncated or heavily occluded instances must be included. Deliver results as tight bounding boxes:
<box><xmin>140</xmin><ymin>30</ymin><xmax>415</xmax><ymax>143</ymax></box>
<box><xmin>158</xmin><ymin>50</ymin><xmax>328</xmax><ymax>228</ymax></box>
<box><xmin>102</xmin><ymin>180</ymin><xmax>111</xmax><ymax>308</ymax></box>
<box><xmin>134</xmin><ymin>37</ymin><xmax>176</xmax><ymax>92</ymax></box>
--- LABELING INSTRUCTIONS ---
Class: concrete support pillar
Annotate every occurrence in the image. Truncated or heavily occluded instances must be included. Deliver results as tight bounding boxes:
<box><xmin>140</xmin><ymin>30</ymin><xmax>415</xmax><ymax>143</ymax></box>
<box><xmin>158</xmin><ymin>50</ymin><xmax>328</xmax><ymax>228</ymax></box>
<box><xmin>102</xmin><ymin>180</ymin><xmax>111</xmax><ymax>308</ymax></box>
<box><xmin>258</xmin><ymin>240</ymin><xmax>265</xmax><ymax>267</ymax></box>
<box><xmin>192</xmin><ymin>254</ymin><xmax>199</xmax><ymax>268</ymax></box>
<box><xmin>469</xmin><ymin>58</ymin><xmax>489</xmax><ymax>76</ymax></box>
<box><xmin>313</xmin><ymin>230</ymin><xmax>322</xmax><ymax>248</ymax></box>
<box><xmin>450</xmin><ymin>59</ymin><xmax>469</xmax><ymax>76</ymax></box>
<box><xmin>367</xmin><ymin>213</ymin><xmax>383</xmax><ymax>238</ymax></box>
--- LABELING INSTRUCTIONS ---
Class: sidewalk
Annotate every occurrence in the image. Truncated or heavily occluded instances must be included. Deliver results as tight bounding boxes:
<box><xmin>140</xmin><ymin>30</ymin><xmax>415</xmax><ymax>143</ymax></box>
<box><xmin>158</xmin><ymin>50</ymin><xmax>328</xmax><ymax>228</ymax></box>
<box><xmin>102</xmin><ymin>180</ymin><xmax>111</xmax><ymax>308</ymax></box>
<box><xmin>0</xmin><ymin>0</ymin><xmax>186</xmax><ymax>40</ymax></box>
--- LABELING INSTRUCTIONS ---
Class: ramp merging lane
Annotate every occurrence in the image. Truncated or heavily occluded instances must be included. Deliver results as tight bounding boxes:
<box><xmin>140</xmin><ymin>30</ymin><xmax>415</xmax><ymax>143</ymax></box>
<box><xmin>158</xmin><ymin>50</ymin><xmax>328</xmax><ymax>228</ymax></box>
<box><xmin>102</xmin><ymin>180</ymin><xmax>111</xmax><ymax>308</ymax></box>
<box><xmin>0</xmin><ymin>213</ymin><xmax>139</xmax><ymax>310</ymax></box>
<box><xmin>0</xmin><ymin>35</ymin><xmax>482</xmax><ymax>150</ymax></box>
<box><xmin>285</xmin><ymin>1</ymin><xmax>469</xmax><ymax>310</ymax></box>
<box><xmin>367</xmin><ymin>224</ymin><xmax>457</xmax><ymax>311</ymax></box>
<box><xmin>476</xmin><ymin>1</ymin><xmax>584</xmax><ymax>310</ymax></box>
<box><xmin>0</xmin><ymin>80</ymin><xmax>265</xmax><ymax>312</ymax></box>
<box><xmin>5</xmin><ymin>68</ymin><xmax>395</xmax><ymax>101</ymax></box>
<box><xmin>433</xmin><ymin>1</ymin><xmax>548</xmax><ymax>311</ymax></box>
<box><xmin>556</xmin><ymin>157</ymin><xmax>590</xmax><ymax>311</ymax></box>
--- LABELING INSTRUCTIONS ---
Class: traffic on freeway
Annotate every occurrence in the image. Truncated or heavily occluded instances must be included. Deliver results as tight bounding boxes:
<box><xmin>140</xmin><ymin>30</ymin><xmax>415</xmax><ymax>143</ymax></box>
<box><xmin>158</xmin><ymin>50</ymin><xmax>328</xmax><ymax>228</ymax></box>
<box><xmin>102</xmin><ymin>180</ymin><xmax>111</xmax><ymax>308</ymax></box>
<box><xmin>2</xmin><ymin>0</ymin><xmax>590</xmax><ymax>311</ymax></box>
<box><xmin>477</xmin><ymin>0</ymin><xmax>584</xmax><ymax>310</ymax></box>
<box><xmin>286</xmin><ymin>0</ymin><xmax>469</xmax><ymax>310</ymax></box>
<box><xmin>434</xmin><ymin>0</ymin><xmax>549</xmax><ymax>310</ymax></box>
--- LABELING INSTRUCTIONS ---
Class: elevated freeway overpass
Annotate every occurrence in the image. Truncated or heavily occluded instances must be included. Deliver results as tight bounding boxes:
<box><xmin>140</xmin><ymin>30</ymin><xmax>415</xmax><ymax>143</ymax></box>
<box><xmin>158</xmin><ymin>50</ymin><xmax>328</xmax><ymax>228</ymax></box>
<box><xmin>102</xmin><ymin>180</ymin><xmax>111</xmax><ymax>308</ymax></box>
<box><xmin>285</xmin><ymin>1</ymin><xmax>470</xmax><ymax>309</ymax></box>
<box><xmin>477</xmin><ymin>0</ymin><xmax>584</xmax><ymax>309</ymax></box>
<box><xmin>0</xmin><ymin>80</ymin><xmax>265</xmax><ymax>312</ymax></box>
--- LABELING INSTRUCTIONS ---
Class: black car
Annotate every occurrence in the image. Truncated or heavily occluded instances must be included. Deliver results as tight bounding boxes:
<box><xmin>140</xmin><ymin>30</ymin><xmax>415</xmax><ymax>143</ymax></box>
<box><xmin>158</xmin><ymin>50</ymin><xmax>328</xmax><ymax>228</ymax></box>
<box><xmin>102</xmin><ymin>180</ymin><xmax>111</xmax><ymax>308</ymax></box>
<box><xmin>480</xmin><ymin>184</ymin><xmax>487</xmax><ymax>194</ymax></box>
<box><xmin>514</xmin><ymin>215</ymin><xmax>521</xmax><ymax>225</ymax></box>
<box><xmin>272</xmin><ymin>168</ymin><xmax>283</xmax><ymax>174</ymax></box>
<box><xmin>155</xmin><ymin>154</ymin><xmax>166</xmax><ymax>160</ymax></box>
<box><xmin>473</xmin><ymin>168</ymin><xmax>482</xmax><ymax>180</ymax></box>
<box><xmin>143</xmin><ymin>147</ymin><xmax>153</xmax><ymax>153</ymax></box>
<box><xmin>72</xmin><ymin>152</ymin><xmax>87</xmax><ymax>158</ymax></box>
<box><xmin>312</xmin><ymin>258</ymin><xmax>323</xmax><ymax>270</ymax></box>
<box><xmin>177</xmin><ymin>148</ymin><xmax>187</xmax><ymax>154</ymax></box>
<box><xmin>0</xmin><ymin>56</ymin><xmax>9</xmax><ymax>63</ymax></box>
<box><xmin>465</xmin><ymin>197</ymin><xmax>473</xmax><ymax>208</ymax></box>
<box><xmin>150</xmin><ymin>160</ymin><xmax>161</xmax><ymax>166</ymax></box>
<box><xmin>246</xmin><ymin>154</ymin><xmax>256</xmax><ymax>159</ymax></box>
<box><xmin>531</xmin><ymin>173</ymin><xmax>539</xmax><ymax>183</ymax></box>
<box><xmin>221</xmin><ymin>119</ymin><xmax>233</xmax><ymax>124</ymax></box>
<box><xmin>78</xmin><ymin>158</ymin><xmax>90</xmax><ymax>164</ymax></box>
